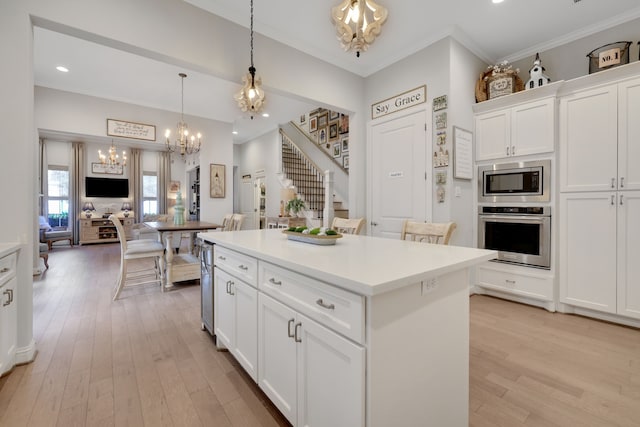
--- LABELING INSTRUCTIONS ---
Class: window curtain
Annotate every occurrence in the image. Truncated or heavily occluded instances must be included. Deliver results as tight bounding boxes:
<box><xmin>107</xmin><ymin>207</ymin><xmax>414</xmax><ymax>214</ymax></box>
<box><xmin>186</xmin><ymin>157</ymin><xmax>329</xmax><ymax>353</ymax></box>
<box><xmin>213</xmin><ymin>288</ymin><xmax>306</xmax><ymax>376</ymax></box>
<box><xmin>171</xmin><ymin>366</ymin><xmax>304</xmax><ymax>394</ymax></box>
<box><xmin>71</xmin><ymin>142</ymin><xmax>85</xmax><ymax>245</ymax></box>
<box><xmin>130</xmin><ymin>148</ymin><xmax>143</xmax><ymax>223</ymax></box>
<box><xmin>158</xmin><ymin>152</ymin><xmax>171</xmax><ymax>214</ymax></box>
<box><xmin>39</xmin><ymin>138</ymin><xmax>48</xmax><ymax>217</ymax></box>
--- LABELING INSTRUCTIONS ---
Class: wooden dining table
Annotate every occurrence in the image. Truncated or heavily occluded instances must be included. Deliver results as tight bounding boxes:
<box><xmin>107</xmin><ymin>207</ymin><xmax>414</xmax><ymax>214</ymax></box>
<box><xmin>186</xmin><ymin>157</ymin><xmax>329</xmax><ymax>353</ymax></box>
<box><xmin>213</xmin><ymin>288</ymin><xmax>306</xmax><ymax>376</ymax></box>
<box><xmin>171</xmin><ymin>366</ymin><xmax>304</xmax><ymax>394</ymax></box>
<box><xmin>143</xmin><ymin>220</ymin><xmax>221</xmax><ymax>288</ymax></box>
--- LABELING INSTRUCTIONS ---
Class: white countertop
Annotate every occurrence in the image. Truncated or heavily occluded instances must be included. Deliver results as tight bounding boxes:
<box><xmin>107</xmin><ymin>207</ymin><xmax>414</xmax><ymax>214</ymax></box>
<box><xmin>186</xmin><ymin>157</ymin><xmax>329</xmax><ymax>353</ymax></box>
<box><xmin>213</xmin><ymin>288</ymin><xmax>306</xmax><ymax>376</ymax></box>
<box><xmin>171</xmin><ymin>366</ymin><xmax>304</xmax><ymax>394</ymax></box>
<box><xmin>199</xmin><ymin>229</ymin><xmax>496</xmax><ymax>296</ymax></box>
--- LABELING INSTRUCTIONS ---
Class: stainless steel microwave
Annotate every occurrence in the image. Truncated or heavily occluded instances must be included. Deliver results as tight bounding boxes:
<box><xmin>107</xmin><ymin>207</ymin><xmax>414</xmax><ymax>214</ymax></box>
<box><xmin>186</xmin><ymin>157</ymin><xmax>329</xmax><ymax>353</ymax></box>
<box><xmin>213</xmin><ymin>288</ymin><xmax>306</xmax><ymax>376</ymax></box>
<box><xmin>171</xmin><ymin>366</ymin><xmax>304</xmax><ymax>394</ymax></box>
<box><xmin>478</xmin><ymin>160</ymin><xmax>551</xmax><ymax>203</ymax></box>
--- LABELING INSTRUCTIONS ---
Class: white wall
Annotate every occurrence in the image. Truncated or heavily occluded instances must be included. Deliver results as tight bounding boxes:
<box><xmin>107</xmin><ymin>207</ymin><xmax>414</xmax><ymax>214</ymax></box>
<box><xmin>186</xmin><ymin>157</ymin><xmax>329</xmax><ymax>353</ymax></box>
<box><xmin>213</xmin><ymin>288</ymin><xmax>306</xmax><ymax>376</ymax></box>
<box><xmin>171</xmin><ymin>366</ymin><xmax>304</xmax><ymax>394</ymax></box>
<box><xmin>447</xmin><ymin>39</ymin><xmax>487</xmax><ymax>247</ymax></box>
<box><xmin>510</xmin><ymin>17</ymin><xmax>640</xmax><ymax>84</ymax></box>
<box><xmin>235</xmin><ymin>130</ymin><xmax>281</xmax><ymax>220</ymax></box>
<box><xmin>35</xmin><ymin>86</ymin><xmax>233</xmax><ymax>220</ymax></box>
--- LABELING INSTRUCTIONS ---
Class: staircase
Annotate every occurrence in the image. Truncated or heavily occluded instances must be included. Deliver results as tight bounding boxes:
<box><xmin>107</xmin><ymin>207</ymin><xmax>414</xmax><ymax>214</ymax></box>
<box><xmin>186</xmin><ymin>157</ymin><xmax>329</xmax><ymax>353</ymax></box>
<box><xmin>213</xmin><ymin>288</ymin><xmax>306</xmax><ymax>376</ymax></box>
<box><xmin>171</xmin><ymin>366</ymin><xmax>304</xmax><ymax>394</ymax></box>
<box><xmin>280</xmin><ymin>130</ymin><xmax>348</xmax><ymax>221</ymax></box>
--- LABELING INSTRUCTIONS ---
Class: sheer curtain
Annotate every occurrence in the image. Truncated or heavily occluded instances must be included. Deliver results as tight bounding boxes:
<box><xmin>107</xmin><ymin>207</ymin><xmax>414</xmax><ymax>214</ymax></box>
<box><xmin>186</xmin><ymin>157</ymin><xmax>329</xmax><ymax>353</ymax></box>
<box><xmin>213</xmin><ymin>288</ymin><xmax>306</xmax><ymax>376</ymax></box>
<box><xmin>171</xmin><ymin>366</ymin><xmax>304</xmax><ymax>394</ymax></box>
<box><xmin>130</xmin><ymin>148</ymin><xmax>143</xmax><ymax>223</ymax></box>
<box><xmin>71</xmin><ymin>142</ymin><xmax>85</xmax><ymax>244</ymax></box>
<box><xmin>158</xmin><ymin>151</ymin><xmax>171</xmax><ymax>214</ymax></box>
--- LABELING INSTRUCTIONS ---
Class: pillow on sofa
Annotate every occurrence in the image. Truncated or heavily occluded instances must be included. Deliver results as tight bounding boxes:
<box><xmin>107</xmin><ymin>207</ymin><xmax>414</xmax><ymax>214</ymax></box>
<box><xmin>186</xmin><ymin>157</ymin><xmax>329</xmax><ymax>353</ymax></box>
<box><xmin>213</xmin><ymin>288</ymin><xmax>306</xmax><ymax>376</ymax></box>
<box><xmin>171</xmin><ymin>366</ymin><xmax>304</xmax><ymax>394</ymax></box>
<box><xmin>38</xmin><ymin>216</ymin><xmax>52</xmax><ymax>231</ymax></box>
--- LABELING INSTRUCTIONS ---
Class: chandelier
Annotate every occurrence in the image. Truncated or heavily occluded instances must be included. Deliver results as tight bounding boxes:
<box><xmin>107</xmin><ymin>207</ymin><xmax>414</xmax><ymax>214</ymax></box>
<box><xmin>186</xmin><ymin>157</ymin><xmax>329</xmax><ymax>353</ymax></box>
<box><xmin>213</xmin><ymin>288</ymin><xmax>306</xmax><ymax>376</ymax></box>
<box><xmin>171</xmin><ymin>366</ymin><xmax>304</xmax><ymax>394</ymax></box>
<box><xmin>165</xmin><ymin>73</ymin><xmax>202</xmax><ymax>157</ymax></box>
<box><xmin>234</xmin><ymin>0</ymin><xmax>265</xmax><ymax>119</ymax></box>
<box><xmin>331</xmin><ymin>0</ymin><xmax>388</xmax><ymax>58</ymax></box>
<box><xmin>98</xmin><ymin>140</ymin><xmax>126</xmax><ymax>167</ymax></box>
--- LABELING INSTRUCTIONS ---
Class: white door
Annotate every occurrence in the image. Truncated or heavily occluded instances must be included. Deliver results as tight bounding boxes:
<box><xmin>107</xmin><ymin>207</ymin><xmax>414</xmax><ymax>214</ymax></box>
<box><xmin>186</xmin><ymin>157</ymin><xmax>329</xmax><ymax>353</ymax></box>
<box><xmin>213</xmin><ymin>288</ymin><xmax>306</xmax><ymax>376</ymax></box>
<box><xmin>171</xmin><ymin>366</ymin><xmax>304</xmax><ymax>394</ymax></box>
<box><xmin>559</xmin><ymin>192</ymin><xmax>617</xmax><ymax>313</ymax></box>
<box><xmin>214</xmin><ymin>267</ymin><xmax>235</xmax><ymax>350</ymax></box>
<box><xmin>618</xmin><ymin>77</ymin><xmax>640</xmax><ymax>191</ymax></box>
<box><xmin>617</xmin><ymin>190</ymin><xmax>640</xmax><ymax>319</ymax></box>
<box><xmin>511</xmin><ymin>98</ymin><xmax>555</xmax><ymax>157</ymax></box>
<box><xmin>559</xmin><ymin>85</ymin><xmax>618</xmax><ymax>193</ymax></box>
<box><xmin>253</xmin><ymin>177</ymin><xmax>266</xmax><ymax>229</ymax></box>
<box><xmin>239</xmin><ymin>176</ymin><xmax>254</xmax><ymax>229</ymax></box>
<box><xmin>370</xmin><ymin>109</ymin><xmax>429</xmax><ymax>239</ymax></box>
<box><xmin>257</xmin><ymin>293</ymin><xmax>298</xmax><ymax>425</ymax></box>
<box><xmin>475</xmin><ymin>109</ymin><xmax>510</xmax><ymax>161</ymax></box>
<box><xmin>233</xmin><ymin>280</ymin><xmax>258</xmax><ymax>381</ymax></box>
<box><xmin>297</xmin><ymin>314</ymin><xmax>365</xmax><ymax>427</ymax></box>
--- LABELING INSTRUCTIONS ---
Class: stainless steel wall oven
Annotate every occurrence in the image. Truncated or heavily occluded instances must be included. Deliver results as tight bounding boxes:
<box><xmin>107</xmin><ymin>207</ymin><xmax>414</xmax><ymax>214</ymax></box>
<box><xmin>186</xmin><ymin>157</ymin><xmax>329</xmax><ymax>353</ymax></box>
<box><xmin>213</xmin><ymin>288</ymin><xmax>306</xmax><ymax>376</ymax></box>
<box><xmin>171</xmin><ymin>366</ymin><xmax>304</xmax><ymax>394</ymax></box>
<box><xmin>478</xmin><ymin>206</ymin><xmax>551</xmax><ymax>269</ymax></box>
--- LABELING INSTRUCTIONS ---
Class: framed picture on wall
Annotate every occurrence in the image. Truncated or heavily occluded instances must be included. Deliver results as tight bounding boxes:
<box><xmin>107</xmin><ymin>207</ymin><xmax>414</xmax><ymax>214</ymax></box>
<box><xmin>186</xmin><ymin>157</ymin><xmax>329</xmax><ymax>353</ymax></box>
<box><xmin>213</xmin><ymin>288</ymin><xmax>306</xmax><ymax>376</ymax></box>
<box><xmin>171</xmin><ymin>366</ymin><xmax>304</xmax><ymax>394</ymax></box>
<box><xmin>210</xmin><ymin>164</ymin><xmax>225</xmax><ymax>198</ymax></box>
<box><xmin>341</xmin><ymin>137</ymin><xmax>349</xmax><ymax>153</ymax></box>
<box><xmin>333</xmin><ymin>142</ymin><xmax>341</xmax><ymax>158</ymax></box>
<box><xmin>318</xmin><ymin>127</ymin><xmax>328</xmax><ymax>145</ymax></box>
<box><xmin>343</xmin><ymin>155</ymin><xmax>349</xmax><ymax>169</ymax></box>
<box><xmin>330</xmin><ymin>110</ymin><xmax>339</xmax><ymax>120</ymax></box>
<box><xmin>329</xmin><ymin>122</ymin><xmax>339</xmax><ymax>141</ymax></box>
<box><xmin>317</xmin><ymin>112</ymin><xmax>328</xmax><ymax>128</ymax></box>
<box><xmin>309</xmin><ymin>116</ymin><xmax>318</xmax><ymax>132</ymax></box>
<box><xmin>339</xmin><ymin>114</ymin><xmax>349</xmax><ymax>134</ymax></box>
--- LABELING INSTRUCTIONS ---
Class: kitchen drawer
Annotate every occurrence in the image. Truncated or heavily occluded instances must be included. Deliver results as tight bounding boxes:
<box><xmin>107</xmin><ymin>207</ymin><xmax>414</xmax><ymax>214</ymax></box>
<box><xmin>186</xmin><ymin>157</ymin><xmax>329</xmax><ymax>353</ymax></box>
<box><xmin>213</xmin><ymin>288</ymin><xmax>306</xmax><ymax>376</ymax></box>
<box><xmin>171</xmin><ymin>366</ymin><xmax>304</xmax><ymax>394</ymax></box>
<box><xmin>259</xmin><ymin>261</ymin><xmax>364</xmax><ymax>344</ymax></box>
<box><xmin>477</xmin><ymin>264</ymin><xmax>553</xmax><ymax>301</ymax></box>
<box><xmin>214</xmin><ymin>246</ymin><xmax>258</xmax><ymax>287</ymax></box>
<box><xmin>0</xmin><ymin>251</ymin><xmax>17</xmax><ymax>286</ymax></box>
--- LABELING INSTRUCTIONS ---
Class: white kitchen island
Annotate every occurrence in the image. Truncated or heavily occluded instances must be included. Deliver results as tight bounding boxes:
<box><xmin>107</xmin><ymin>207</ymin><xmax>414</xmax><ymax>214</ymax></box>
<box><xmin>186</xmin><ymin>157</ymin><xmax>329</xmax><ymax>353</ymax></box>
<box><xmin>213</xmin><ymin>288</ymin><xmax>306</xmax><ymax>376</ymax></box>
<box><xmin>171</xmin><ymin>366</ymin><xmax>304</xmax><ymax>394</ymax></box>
<box><xmin>199</xmin><ymin>229</ymin><xmax>496</xmax><ymax>427</ymax></box>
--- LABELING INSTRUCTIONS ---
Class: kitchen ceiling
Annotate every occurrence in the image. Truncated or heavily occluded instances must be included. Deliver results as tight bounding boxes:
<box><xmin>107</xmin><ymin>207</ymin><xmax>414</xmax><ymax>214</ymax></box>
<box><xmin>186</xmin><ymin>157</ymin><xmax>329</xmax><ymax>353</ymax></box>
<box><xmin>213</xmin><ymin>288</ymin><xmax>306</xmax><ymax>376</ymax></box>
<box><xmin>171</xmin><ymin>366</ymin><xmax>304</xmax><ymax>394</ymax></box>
<box><xmin>33</xmin><ymin>0</ymin><xmax>640</xmax><ymax>146</ymax></box>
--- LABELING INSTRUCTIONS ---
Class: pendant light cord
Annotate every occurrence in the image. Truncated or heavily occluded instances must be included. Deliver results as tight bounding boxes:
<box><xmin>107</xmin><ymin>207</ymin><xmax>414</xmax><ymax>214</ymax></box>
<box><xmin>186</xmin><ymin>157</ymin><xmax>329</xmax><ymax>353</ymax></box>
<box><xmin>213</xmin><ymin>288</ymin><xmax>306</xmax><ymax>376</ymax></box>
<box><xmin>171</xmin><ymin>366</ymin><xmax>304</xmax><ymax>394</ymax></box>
<box><xmin>250</xmin><ymin>0</ymin><xmax>254</xmax><ymax>69</ymax></box>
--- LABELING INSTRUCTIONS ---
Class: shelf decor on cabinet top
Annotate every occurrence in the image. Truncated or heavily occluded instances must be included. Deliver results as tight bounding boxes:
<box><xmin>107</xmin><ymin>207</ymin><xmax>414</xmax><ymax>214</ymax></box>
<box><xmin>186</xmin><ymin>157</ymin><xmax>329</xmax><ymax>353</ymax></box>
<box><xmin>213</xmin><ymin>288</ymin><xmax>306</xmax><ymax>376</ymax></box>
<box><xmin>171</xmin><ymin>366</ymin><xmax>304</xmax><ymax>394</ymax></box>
<box><xmin>476</xmin><ymin>60</ymin><xmax>524</xmax><ymax>102</ymax></box>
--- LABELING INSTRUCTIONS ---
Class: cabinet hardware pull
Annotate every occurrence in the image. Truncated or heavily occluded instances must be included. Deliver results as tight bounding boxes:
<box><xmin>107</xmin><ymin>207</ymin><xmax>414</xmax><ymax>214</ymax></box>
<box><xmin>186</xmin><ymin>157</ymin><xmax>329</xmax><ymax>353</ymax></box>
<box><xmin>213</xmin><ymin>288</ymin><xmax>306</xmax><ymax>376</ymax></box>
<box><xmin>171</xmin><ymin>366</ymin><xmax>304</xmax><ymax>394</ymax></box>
<box><xmin>620</xmin><ymin>177</ymin><xmax>625</xmax><ymax>188</ymax></box>
<box><xmin>505</xmin><ymin>279</ymin><xmax>516</xmax><ymax>284</ymax></box>
<box><xmin>269</xmin><ymin>278</ymin><xmax>282</xmax><ymax>286</ymax></box>
<box><xmin>8</xmin><ymin>289</ymin><xmax>12</xmax><ymax>303</ymax></box>
<box><xmin>511</xmin><ymin>146</ymin><xmax>515</xmax><ymax>156</ymax></box>
<box><xmin>294</xmin><ymin>322</ymin><xmax>302</xmax><ymax>343</ymax></box>
<box><xmin>226</xmin><ymin>280</ymin><xmax>232</xmax><ymax>294</ymax></box>
<box><xmin>238</xmin><ymin>265</ymin><xmax>249</xmax><ymax>271</ymax></box>
<box><xmin>611</xmin><ymin>195</ymin><xmax>615</xmax><ymax>205</ymax></box>
<box><xmin>506</xmin><ymin>146</ymin><xmax>509</xmax><ymax>156</ymax></box>
<box><xmin>620</xmin><ymin>195</ymin><xmax>624</xmax><ymax>205</ymax></box>
<box><xmin>0</xmin><ymin>267</ymin><xmax>8</xmax><ymax>273</ymax></box>
<box><xmin>611</xmin><ymin>178</ymin><xmax>616</xmax><ymax>188</ymax></box>
<box><xmin>2</xmin><ymin>290</ymin><xmax>9</xmax><ymax>306</ymax></box>
<box><xmin>218</xmin><ymin>256</ymin><xmax>226</xmax><ymax>261</ymax></box>
<box><xmin>371</xmin><ymin>222</ymin><xmax>378</xmax><ymax>226</ymax></box>
<box><xmin>287</xmin><ymin>319</ymin><xmax>295</xmax><ymax>338</ymax></box>
<box><xmin>229</xmin><ymin>282</ymin><xmax>235</xmax><ymax>296</ymax></box>
<box><xmin>316</xmin><ymin>299</ymin><xmax>335</xmax><ymax>310</ymax></box>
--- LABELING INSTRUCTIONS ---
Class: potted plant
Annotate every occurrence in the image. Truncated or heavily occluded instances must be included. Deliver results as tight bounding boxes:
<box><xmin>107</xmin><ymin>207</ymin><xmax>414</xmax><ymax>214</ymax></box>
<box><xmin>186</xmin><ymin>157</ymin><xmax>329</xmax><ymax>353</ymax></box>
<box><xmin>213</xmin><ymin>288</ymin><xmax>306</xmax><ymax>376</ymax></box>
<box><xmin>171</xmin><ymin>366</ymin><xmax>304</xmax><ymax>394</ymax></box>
<box><xmin>285</xmin><ymin>197</ymin><xmax>306</xmax><ymax>217</ymax></box>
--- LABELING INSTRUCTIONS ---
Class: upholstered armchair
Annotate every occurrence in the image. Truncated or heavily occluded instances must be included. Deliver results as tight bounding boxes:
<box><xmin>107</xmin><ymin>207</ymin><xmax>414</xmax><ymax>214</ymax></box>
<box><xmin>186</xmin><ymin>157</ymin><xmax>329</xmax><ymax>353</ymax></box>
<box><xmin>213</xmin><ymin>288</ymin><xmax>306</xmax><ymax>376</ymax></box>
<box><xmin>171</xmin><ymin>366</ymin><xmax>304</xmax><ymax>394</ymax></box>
<box><xmin>39</xmin><ymin>216</ymin><xmax>73</xmax><ymax>250</ymax></box>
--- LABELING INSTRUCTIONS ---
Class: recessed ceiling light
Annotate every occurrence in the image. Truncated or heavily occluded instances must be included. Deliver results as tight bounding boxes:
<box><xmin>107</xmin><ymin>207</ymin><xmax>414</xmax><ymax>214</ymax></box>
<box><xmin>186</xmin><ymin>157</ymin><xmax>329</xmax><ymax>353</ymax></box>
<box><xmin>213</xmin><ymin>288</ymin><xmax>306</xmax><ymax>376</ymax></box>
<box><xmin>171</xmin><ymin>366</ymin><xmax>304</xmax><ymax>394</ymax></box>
<box><xmin>56</xmin><ymin>66</ymin><xmax>69</xmax><ymax>73</ymax></box>
<box><xmin>262</xmin><ymin>113</ymin><xmax>270</xmax><ymax>118</ymax></box>
<box><xmin>492</xmin><ymin>0</ymin><xmax>504</xmax><ymax>3</ymax></box>
<box><xmin>232</xmin><ymin>131</ymin><xmax>238</xmax><ymax>135</ymax></box>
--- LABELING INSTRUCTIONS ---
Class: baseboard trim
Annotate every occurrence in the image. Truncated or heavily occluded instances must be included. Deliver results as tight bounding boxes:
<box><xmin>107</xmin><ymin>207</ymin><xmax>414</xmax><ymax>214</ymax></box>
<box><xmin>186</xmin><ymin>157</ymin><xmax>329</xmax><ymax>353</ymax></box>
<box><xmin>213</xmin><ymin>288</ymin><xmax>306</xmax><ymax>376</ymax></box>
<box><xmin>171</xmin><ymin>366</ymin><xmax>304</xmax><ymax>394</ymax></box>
<box><xmin>15</xmin><ymin>339</ymin><xmax>37</xmax><ymax>365</ymax></box>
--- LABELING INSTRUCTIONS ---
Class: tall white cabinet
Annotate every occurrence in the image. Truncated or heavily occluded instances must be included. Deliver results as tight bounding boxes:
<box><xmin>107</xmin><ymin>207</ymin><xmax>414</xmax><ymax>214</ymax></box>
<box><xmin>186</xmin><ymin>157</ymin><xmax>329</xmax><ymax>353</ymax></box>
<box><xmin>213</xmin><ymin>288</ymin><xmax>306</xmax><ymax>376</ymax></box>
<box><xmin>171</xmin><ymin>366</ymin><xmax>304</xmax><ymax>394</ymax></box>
<box><xmin>559</xmin><ymin>71</ymin><xmax>640</xmax><ymax>323</ymax></box>
<box><xmin>0</xmin><ymin>246</ymin><xmax>19</xmax><ymax>376</ymax></box>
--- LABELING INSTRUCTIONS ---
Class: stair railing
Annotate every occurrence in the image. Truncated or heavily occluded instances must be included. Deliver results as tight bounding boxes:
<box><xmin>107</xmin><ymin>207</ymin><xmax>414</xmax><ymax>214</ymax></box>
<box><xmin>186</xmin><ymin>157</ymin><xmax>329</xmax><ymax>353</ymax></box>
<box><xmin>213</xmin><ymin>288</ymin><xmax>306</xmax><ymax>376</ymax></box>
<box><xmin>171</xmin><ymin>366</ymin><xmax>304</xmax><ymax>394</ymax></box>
<box><xmin>280</xmin><ymin>129</ymin><xmax>326</xmax><ymax>219</ymax></box>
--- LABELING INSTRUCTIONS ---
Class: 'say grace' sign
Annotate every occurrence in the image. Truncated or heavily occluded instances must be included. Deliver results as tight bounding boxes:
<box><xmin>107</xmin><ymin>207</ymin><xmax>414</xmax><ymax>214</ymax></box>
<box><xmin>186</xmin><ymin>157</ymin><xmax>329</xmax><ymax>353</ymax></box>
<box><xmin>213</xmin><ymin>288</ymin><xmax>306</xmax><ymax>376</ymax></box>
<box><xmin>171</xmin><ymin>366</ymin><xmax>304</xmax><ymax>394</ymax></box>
<box><xmin>107</xmin><ymin>119</ymin><xmax>156</xmax><ymax>141</ymax></box>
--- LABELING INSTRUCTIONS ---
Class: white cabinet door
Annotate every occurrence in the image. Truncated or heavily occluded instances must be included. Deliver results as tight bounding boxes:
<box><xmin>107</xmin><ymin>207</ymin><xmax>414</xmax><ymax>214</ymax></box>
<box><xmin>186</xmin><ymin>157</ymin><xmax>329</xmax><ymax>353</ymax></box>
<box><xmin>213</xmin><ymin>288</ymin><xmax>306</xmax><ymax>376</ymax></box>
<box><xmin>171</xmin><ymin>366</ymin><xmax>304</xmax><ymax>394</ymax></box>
<box><xmin>560</xmin><ymin>193</ymin><xmax>617</xmax><ymax>313</ymax></box>
<box><xmin>296</xmin><ymin>313</ymin><xmax>365</xmax><ymax>427</ymax></box>
<box><xmin>0</xmin><ymin>277</ymin><xmax>17</xmax><ymax>375</ymax></box>
<box><xmin>258</xmin><ymin>293</ymin><xmax>298</xmax><ymax>425</ymax></box>
<box><xmin>475</xmin><ymin>109</ymin><xmax>510</xmax><ymax>161</ymax></box>
<box><xmin>618</xmin><ymin>78</ymin><xmax>640</xmax><ymax>191</ymax></box>
<box><xmin>214</xmin><ymin>267</ymin><xmax>235</xmax><ymax>350</ymax></box>
<box><xmin>233</xmin><ymin>280</ymin><xmax>258</xmax><ymax>381</ymax></box>
<box><xmin>511</xmin><ymin>98</ymin><xmax>555</xmax><ymax>157</ymax></box>
<box><xmin>559</xmin><ymin>85</ymin><xmax>618</xmax><ymax>192</ymax></box>
<box><xmin>617</xmin><ymin>191</ymin><xmax>640</xmax><ymax>319</ymax></box>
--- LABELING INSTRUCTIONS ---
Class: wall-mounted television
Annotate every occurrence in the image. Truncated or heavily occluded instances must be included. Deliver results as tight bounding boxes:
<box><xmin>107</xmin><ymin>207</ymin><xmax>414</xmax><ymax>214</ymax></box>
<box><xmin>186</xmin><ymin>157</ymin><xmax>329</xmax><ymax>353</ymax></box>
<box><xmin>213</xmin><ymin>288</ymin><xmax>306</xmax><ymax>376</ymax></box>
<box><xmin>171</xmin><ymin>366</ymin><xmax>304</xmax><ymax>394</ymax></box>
<box><xmin>85</xmin><ymin>177</ymin><xmax>129</xmax><ymax>198</ymax></box>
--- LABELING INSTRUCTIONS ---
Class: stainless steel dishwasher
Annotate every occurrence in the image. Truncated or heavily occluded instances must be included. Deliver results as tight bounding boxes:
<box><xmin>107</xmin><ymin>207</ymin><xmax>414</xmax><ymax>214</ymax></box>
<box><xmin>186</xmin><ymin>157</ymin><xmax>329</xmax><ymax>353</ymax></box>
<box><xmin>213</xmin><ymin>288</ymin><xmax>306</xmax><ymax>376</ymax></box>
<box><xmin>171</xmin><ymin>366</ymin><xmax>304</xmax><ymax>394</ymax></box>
<box><xmin>200</xmin><ymin>239</ymin><xmax>214</xmax><ymax>336</ymax></box>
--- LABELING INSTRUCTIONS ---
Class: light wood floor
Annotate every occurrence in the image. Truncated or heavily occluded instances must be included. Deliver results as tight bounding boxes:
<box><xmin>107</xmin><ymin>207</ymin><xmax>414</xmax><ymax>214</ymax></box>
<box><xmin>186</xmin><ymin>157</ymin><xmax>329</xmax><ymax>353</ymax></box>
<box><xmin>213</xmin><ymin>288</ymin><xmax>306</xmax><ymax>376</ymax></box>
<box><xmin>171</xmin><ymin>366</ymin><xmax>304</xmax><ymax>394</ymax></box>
<box><xmin>0</xmin><ymin>244</ymin><xmax>638</xmax><ymax>426</ymax></box>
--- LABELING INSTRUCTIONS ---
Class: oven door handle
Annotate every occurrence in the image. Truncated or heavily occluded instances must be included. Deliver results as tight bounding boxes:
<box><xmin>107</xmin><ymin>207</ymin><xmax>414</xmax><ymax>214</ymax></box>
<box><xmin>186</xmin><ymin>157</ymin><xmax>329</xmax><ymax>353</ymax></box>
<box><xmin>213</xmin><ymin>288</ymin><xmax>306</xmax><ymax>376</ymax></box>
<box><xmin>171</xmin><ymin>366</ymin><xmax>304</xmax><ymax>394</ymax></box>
<box><xmin>479</xmin><ymin>215</ymin><xmax>550</xmax><ymax>224</ymax></box>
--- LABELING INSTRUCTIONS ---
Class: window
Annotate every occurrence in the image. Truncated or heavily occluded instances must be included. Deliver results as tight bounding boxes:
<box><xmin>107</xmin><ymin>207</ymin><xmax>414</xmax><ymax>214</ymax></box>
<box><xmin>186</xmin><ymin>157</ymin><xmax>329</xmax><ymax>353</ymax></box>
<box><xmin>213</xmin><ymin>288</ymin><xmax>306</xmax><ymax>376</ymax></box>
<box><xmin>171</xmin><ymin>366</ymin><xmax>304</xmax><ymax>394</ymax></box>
<box><xmin>143</xmin><ymin>172</ymin><xmax>158</xmax><ymax>215</ymax></box>
<box><xmin>48</xmin><ymin>166</ymin><xmax>70</xmax><ymax>228</ymax></box>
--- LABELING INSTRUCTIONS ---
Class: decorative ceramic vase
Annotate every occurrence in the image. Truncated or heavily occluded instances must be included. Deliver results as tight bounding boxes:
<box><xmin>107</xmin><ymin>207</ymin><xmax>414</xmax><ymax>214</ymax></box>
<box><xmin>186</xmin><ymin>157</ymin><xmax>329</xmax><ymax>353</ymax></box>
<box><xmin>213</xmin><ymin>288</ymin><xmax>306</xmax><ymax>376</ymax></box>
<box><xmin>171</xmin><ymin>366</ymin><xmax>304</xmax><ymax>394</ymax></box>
<box><xmin>174</xmin><ymin>191</ymin><xmax>185</xmax><ymax>225</ymax></box>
